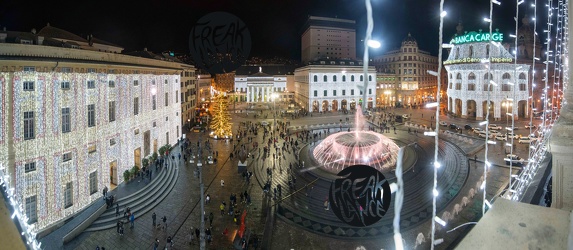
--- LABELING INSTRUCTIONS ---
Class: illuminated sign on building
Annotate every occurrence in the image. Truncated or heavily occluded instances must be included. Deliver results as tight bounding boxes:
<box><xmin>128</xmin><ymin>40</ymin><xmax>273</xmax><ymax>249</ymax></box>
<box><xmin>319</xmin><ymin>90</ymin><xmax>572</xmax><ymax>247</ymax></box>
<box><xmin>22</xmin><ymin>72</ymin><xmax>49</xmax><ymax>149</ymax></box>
<box><xmin>451</xmin><ymin>30</ymin><xmax>504</xmax><ymax>45</ymax></box>
<box><xmin>444</xmin><ymin>57</ymin><xmax>513</xmax><ymax>65</ymax></box>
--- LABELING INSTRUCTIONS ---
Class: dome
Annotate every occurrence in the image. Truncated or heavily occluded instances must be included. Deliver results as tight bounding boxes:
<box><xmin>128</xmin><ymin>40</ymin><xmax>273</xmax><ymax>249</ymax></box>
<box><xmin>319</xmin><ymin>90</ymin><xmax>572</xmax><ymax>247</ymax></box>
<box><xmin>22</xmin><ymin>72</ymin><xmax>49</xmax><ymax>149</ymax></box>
<box><xmin>401</xmin><ymin>33</ymin><xmax>417</xmax><ymax>46</ymax></box>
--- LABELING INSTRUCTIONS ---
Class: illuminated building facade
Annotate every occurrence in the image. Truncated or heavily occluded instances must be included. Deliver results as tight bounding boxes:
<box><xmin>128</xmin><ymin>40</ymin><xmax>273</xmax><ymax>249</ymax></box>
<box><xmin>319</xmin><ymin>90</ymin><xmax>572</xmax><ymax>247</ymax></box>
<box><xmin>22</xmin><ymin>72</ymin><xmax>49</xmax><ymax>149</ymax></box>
<box><xmin>445</xmin><ymin>30</ymin><xmax>530</xmax><ymax>120</ymax></box>
<box><xmin>0</xmin><ymin>26</ymin><xmax>194</xmax><ymax>233</ymax></box>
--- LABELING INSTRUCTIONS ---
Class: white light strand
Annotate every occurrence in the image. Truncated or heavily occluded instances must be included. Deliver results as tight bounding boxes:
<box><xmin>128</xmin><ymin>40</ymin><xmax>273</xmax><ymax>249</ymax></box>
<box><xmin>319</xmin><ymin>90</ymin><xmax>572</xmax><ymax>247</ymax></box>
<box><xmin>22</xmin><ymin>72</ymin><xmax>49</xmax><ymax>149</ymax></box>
<box><xmin>431</xmin><ymin>0</ymin><xmax>445</xmax><ymax>248</ymax></box>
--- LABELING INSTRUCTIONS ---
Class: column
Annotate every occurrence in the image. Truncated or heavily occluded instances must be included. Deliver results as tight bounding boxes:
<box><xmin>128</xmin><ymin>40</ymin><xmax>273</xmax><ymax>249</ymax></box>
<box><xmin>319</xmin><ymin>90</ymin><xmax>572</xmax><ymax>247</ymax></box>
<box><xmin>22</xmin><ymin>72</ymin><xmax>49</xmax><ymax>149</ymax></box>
<box><xmin>476</xmin><ymin>102</ymin><xmax>484</xmax><ymax>120</ymax></box>
<box><xmin>461</xmin><ymin>99</ymin><xmax>467</xmax><ymax>118</ymax></box>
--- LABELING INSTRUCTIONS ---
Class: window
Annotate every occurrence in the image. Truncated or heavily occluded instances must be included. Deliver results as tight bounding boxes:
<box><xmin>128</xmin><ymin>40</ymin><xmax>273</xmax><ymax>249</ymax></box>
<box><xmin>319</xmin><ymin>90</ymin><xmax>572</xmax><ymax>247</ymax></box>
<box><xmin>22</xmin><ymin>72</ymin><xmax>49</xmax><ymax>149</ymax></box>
<box><xmin>502</xmin><ymin>83</ymin><xmax>511</xmax><ymax>91</ymax></box>
<box><xmin>351</xmin><ymin>75</ymin><xmax>355</xmax><ymax>82</ymax></box>
<box><xmin>61</xmin><ymin>67</ymin><xmax>72</xmax><ymax>73</ymax></box>
<box><xmin>486</xmin><ymin>45</ymin><xmax>490</xmax><ymax>57</ymax></box>
<box><xmin>23</xmin><ymin>66</ymin><xmax>35</xmax><ymax>72</ymax></box>
<box><xmin>63</xmin><ymin>152</ymin><xmax>72</xmax><ymax>162</ymax></box>
<box><xmin>502</xmin><ymin>73</ymin><xmax>511</xmax><ymax>80</ymax></box>
<box><xmin>166</xmin><ymin>132</ymin><xmax>169</xmax><ymax>145</ymax></box>
<box><xmin>134</xmin><ymin>129</ymin><xmax>140</xmax><ymax>135</ymax></box>
<box><xmin>153</xmin><ymin>121</ymin><xmax>156</xmax><ymax>127</ymax></box>
<box><xmin>351</xmin><ymin>89</ymin><xmax>355</xmax><ymax>95</ymax></box>
<box><xmin>88</xmin><ymin>145</ymin><xmax>96</xmax><ymax>153</ymax></box>
<box><xmin>324</xmin><ymin>90</ymin><xmax>327</xmax><ymax>97</ymax></box>
<box><xmin>89</xmin><ymin>172</ymin><xmax>97</xmax><ymax>195</ymax></box>
<box><xmin>133</xmin><ymin>80</ymin><xmax>139</xmax><ymax>86</ymax></box>
<box><xmin>87</xmin><ymin>68</ymin><xmax>96</xmax><ymax>73</ymax></box>
<box><xmin>165</xmin><ymin>116</ymin><xmax>168</xmax><ymax>121</ymax></box>
<box><xmin>108</xmin><ymin>80</ymin><xmax>115</xmax><ymax>88</ymax></box>
<box><xmin>369</xmin><ymin>75</ymin><xmax>372</xmax><ymax>81</ymax></box>
<box><xmin>110</xmin><ymin>138</ymin><xmax>116</xmax><ymax>146</ymax></box>
<box><xmin>333</xmin><ymin>75</ymin><xmax>337</xmax><ymax>82</ymax></box>
<box><xmin>25</xmin><ymin>196</ymin><xmax>37</xmax><ymax>224</ymax></box>
<box><xmin>165</xmin><ymin>79</ymin><xmax>168</xmax><ymax>84</ymax></box>
<box><xmin>64</xmin><ymin>182</ymin><xmax>73</xmax><ymax>208</ymax></box>
<box><xmin>175</xmin><ymin>91</ymin><xmax>178</xmax><ymax>103</ymax></box>
<box><xmin>23</xmin><ymin>81</ymin><xmax>34</xmax><ymax>91</ymax></box>
<box><xmin>62</xmin><ymin>108</ymin><xmax>71</xmax><ymax>133</ymax></box>
<box><xmin>108</xmin><ymin>101</ymin><xmax>115</xmax><ymax>122</ymax></box>
<box><xmin>24</xmin><ymin>111</ymin><xmax>34</xmax><ymax>140</ymax></box>
<box><xmin>313</xmin><ymin>75</ymin><xmax>318</xmax><ymax>82</ymax></box>
<box><xmin>468</xmin><ymin>83</ymin><xmax>475</xmax><ymax>91</ymax></box>
<box><xmin>333</xmin><ymin>90</ymin><xmax>337</xmax><ymax>96</ymax></box>
<box><xmin>469</xmin><ymin>45</ymin><xmax>473</xmax><ymax>58</ymax></box>
<box><xmin>342</xmin><ymin>75</ymin><xmax>346</xmax><ymax>82</ymax></box>
<box><xmin>342</xmin><ymin>90</ymin><xmax>346</xmax><ymax>96</ymax></box>
<box><xmin>87</xmin><ymin>80</ymin><xmax>95</xmax><ymax>89</ymax></box>
<box><xmin>483</xmin><ymin>83</ymin><xmax>493</xmax><ymax>91</ymax></box>
<box><xmin>25</xmin><ymin>162</ymin><xmax>36</xmax><ymax>173</ymax></box>
<box><xmin>134</xmin><ymin>97</ymin><xmax>139</xmax><ymax>115</ymax></box>
<box><xmin>468</xmin><ymin>73</ymin><xmax>476</xmax><ymax>80</ymax></box>
<box><xmin>456</xmin><ymin>73</ymin><xmax>462</xmax><ymax>79</ymax></box>
<box><xmin>484</xmin><ymin>73</ymin><xmax>493</xmax><ymax>81</ymax></box>
<box><xmin>87</xmin><ymin>104</ymin><xmax>95</xmax><ymax>127</ymax></box>
<box><xmin>61</xmin><ymin>81</ymin><xmax>70</xmax><ymax>89</ymax></box>
<box><xmin>323</xmin><ymin>75</ymin><xmax>327</xmax><ymax>82</ymax></box>
<box><xmin>314</xmin><ymin>90</ymin><xmax>317</xmax><ymax>97</ymax></box>
<box><xmin>368</xmin><ymin>89</ymin><xmax>372</xmax><ymax>94</ymax></box>
<box><xmin>360</xmin><ymin>75</ymin><xmax>363</xmax><ymax>82</ymax></box>
<box><xmin>152</xmin><ymin>95</ymin><xmax>156</xmax><ymax>110</ymax></box>
<box><xmin>165</xmin><ymin>92</ymin><xmax>169</xmax><ymax>106</ymax></box>
<box><xmin>519</xmin><ymin>73</ymin><xmax>526</xmax><ymax>79</ymax></box>
<box><xmin>520</xmin><ymin>83</ymin><xmax>526</xmax><ymax>91</ymax></box>
<box><xmin>455</xmin><ymin>83</ymin><xmax>461</xmax><ymax>90</ymax></box>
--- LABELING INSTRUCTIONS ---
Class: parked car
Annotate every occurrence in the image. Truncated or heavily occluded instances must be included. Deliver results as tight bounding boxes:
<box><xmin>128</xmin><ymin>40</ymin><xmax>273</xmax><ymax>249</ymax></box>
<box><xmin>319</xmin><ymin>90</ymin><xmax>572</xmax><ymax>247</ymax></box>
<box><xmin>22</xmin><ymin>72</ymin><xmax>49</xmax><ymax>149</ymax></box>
<box><xmin>518</xmin><ymin>137</ymin><xmax>533</xmax><ymax>144</ymax></box>
<box><xmin>473</xmin><ymin>128</ymin><xmax>484</xmax><ymax>134</ymax></box>
<box><xmin>506</xmin><ymin>132</ymin><xmax>520</xmax><ymax>139</ymax></box>
<box><xmin>464</xmin><ymin>124</ymin><xmax>473</xmax><ymax>130</ymax></box>
<box><xmin>439</xmin><ymin>121</ymin><xmax>448</xmax><ymax>127</ymax></box>
<box><xmin>524</xmin><ymin>123</ymin><xmax>537</xmax><ymax>129</ymax></box>
<box><xmin>261</xmin><ymin>121</ymin><xmax>269</xmax><ymax>126</ymax></box>
<box><xmin>478</xmin><ymin>131</ymin><xmax>491</xmax><ymax>138</ymax></box>
<box><xmin>489</xmin><ymin>130</ymin><xmax>501</xmax><ymax>136</ymax></box>
<box><xmin>528</xmin><ymin>134</ymin><xmax>540</xmax><ymax>141</ymax></box>
<box><xmin>488</xmin><ymin>124</ymin><xmax>502</xmax><ymax>130</ymax></box>
<box><xmin>449</xmin><ymin>124</ymin><xmax>458</xmax><ymax>129</ymax></box>
<box><xmin>505</xmin><ymin>154</ymin><xmax>525</xmax><ymax>166</ymax></box>
<box><xmin>495</xmin><ymin>134</ymin><xmax>507</xmax><ymax>141</ymax></box>
<box><xmin>402</xmin><ymin>114</ymin><xmax>410</xmax><ymax>120</ymax></box>
<box><xmin>505</xmin><ymin>126</ymin><xmax>518</xmax><ymax>131</ymax></box>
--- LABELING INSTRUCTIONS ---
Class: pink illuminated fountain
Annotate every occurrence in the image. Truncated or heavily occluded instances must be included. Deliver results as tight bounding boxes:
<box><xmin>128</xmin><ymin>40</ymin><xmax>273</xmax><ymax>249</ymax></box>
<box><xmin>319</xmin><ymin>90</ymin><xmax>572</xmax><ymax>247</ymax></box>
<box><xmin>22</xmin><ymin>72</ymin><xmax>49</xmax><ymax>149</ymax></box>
<box><xmin>312</xmin><ymin>106</ymin><xmax>400</xmax><ymax>173</ymax></box>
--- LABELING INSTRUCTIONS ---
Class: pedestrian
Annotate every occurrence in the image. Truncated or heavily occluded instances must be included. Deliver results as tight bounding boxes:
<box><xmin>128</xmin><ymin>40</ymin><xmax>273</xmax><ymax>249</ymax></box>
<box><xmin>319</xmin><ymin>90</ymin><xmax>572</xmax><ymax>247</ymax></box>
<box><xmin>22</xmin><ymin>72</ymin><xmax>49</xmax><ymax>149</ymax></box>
<box><xmin>474</xmin><ymin>155</ymin><xmax>477</xmax><ymax>162</ymax></box>
<box><xmin>222</xmin><ymin>228</ymin><xmax>228</xmax><ymax>235</ymax></box>
<box><xmin>166</xmin><ymin>236</ymin><xmax>173</xmax><ymax>248</ymax></box>
<box><xmin>206</xmin><ymin>194</ymin><xmax>211</xmax><ymax>204</ymax></box>
<box><xmin>162</xmin><ymin>216</ymin><xmax>167</xmax><ymax>231</ymax></box>
<box><xmin>221</xmin><ymin>179</ymin><xmax>225</xmax><ymax>187</ymax></box>
<box><xmin>152</xmin><ymin>212</ymin><xmax>156</xmax><ymax>227</ymax></box>
<box><xmin>220</xmin><ymin>203</ymin><xmax>225</xmax><ymax>215</ymax></box>
<box><xmin>130</xmin><ymin>212</ymin><xmax>135</xmax><ymax>228</ymax></box>
<box><xmin>153</xmin><ymin>238</ymin><xmax>159</xmax><ymax>250</ymax></box>
<box><xmin>119</xmin><ymin>222</ymin><xmax>124</xmax><ymax>236</ymax></box>
<box><xmin>102</xmin><ymin>186</ymin><xmax>108</xmax><ymax>199</ymax></box>
<box><xmin>195</xmin><ymin>227</ymin><xmax>200</xmax><ymax>240</ymax></box>
<box><xmin>116</xmin><ymin>220</ymin><xmax>120</xmax><ymax>234</ymax></box>
<box><xmin>209</xmin><ymin>212</ymin><xmax>214</xmax><ymax>226</ymax></box>
<box><xmin>115</xmin><ymin>203</ymin><xmax>119</xmax><ymax>217</ymax></box>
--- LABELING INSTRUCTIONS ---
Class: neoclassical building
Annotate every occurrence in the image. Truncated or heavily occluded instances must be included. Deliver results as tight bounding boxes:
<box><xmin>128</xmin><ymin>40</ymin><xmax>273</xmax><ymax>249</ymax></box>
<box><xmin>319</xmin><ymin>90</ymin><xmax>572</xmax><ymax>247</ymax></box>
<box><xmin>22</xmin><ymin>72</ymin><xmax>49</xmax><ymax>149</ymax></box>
<box><xmin>445</xmin><ymin>30</ymin><xmax>530</xmax><ymax>120</ymax></box>
<box><xmin>372</xmin><ymin>33</ymin><xmax>439</xmax><ymax>107</ymax></box>
<box><xmin>0</xmin><ymin>25</ymin><xmax>194</xmax><ymax>233</ymax></box>
<box><xmin>294</xmin><ymin>59</ymin><xmax>376</xmax><ymax>112</ymax></box>
<box><xmin>234</xmin><ymin>65</ymin><xmax>295</xmax><ymax>104</ymax></box>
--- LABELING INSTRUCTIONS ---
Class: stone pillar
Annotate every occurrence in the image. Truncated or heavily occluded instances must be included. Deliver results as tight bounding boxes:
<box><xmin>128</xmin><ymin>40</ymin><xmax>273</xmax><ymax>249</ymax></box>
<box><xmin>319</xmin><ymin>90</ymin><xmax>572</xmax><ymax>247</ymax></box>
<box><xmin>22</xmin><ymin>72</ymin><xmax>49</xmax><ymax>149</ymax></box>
<box><xmin>494</xmin><ymin>103</ymin><xmax>501</xmax><ymax>121</ymax></box>
<box><xmin>476</xmin><ymin>102</ymin><xmax>484</xmax><ymax>120</ymax></box>
<box><xmin>461</xmin><ymin>99</ymin><xmax>467</xmax><ymax>118</ymax></box>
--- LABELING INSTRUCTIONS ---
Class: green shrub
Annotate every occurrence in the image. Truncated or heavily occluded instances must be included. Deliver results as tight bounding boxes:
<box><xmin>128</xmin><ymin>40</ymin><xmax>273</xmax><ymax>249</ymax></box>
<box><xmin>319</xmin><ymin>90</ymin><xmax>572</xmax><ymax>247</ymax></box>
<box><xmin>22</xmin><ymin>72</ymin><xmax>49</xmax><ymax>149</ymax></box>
<box><xmin>123</xmin><ymin>170</ymin><xmax>131</xmax><ymax>182</ymax></box>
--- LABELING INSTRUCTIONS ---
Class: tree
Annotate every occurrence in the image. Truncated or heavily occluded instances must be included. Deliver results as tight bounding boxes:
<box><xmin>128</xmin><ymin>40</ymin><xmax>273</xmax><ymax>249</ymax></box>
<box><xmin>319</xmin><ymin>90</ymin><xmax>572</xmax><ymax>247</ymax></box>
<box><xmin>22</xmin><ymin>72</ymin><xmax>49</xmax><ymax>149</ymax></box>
<box><xmin>209</xmin><ymin>93</ymin><xmax>233</xmax><ymax>138</ymax></box>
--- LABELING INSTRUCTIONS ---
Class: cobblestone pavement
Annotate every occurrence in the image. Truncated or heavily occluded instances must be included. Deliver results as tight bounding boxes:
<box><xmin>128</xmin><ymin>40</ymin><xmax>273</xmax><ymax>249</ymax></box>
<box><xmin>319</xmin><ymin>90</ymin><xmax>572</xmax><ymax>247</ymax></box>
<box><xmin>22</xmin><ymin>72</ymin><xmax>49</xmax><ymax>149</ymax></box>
<box><xmin>67</xmin><ymin>103</ymin><xmax>515</xmax><ymax>250</ymax></box>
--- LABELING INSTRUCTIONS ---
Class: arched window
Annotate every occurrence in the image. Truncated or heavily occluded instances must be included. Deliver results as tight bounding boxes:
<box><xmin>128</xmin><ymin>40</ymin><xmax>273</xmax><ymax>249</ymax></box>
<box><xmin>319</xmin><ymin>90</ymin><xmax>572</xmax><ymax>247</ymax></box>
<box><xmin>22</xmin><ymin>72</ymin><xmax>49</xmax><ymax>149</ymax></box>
<box><xmin>468</xmin><ymin>72</ymin><xmax>476</xmax><ymax>80</ymax></box>
<box><xmin>342</xmin><ymin>75</ymin><xmax>346</xmax><ymax>82</ymax></box>
<box><xmin>484</xmin><ymin>73</ymin><xmax>493</xmax><ymax>81</ymax></box>
<box><xmin>519</xmin><ymin>73</ymin><xmax>526</xmax><ymax>79</ymax></box>
<box><xmin>486</xmin><ymin>45</ymin><xmax>490</xmax><ymax>57</ymax></box>
<box><xmin>469</xmin><ymin>45</ymin><xmax>473</xmax><ymax>58</ymax></box>
<box><xmin>502</xmin><ymin>73</ymin><xmax>511</xmax><ymax>80</ymax></box>
<box><xmin>313</xmin><ymin>75</ymin><xmax>318</xmax><ymax>82</ymax></box>
<box><xmin>333</xmin><ymin>75</ymin><xmax>337</xmax><ymax>82</ymax></box>
<box><xmin>324</xmin><ymin>75</ymin><xmax>328</xmax><ymax>82</ymax></box>
<box><xmin>368</xmin><ymin>75</ymin><xmax>372</xmax><ymax>81</ymax></box>
<box><xmin>351</xmin><ymin>75</ymin><xmax>355</xmax><ymax>82</ymax></box>
<box><xmin>456</xmin><ymin>73</ymin><xmax>462</xmax><ymax>79</ymax></box>
<box><xmin>449</xmin><ymin>73</ymin><xmax>452</xmax><ymax>79</ymax></box>
<box><xmin>360</xmin><ymin>75</ymin><xmax>364</xmax><ymax>82</ymax></box>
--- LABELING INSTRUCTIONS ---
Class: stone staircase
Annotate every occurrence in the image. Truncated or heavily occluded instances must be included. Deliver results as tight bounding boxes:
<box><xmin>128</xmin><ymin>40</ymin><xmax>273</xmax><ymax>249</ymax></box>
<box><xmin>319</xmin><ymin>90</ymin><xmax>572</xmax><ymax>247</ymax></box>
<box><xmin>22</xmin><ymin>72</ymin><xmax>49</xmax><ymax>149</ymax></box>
<box><xmin>85</xmin><ymin>163</ymin><xmax>179</xmax><ymax>231</ymax></box>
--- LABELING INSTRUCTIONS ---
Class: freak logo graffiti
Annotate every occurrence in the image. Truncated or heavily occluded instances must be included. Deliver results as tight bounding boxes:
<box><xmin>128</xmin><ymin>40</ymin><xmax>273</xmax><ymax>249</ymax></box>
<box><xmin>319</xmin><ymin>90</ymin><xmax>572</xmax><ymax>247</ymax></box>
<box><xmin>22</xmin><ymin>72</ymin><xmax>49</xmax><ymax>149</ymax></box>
<box><xmin>189</xmin><ymin>12</ymin><xmax>251</xmax><ymax>75</ymax></box>
<box><xmin>329</xmin><ymin>165</ymin><xmax>391</xmax><ymax>227</ymax></box>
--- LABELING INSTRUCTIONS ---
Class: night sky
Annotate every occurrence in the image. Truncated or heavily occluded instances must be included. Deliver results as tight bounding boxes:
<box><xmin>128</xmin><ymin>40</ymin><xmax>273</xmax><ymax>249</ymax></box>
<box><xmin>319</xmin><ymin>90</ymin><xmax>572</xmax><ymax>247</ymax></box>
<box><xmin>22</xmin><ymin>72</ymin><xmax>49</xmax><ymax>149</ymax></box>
<box><xmin>0</xmin><ymin>0</ymin><xmax>545</xmax><ymax>60</ymax></box>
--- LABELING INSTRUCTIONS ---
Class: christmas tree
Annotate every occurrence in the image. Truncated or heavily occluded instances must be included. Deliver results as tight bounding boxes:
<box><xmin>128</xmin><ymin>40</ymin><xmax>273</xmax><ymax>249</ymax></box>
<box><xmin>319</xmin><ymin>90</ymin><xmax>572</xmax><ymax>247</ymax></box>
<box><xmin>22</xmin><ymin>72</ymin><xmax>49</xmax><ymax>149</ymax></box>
<box><xmin>209</xmin><ymin>93</ymin><xmax>233</xmax><ymax>139</ymax></box>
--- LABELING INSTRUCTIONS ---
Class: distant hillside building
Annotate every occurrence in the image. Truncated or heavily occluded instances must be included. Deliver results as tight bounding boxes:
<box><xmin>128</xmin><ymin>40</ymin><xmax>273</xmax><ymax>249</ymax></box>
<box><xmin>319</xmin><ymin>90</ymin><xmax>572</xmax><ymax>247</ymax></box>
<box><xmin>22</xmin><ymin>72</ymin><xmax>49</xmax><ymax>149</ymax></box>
<box><xmin>301</xmin><ymin>16</ymin><xmax>356</xmax><ymax>64</ymax></box>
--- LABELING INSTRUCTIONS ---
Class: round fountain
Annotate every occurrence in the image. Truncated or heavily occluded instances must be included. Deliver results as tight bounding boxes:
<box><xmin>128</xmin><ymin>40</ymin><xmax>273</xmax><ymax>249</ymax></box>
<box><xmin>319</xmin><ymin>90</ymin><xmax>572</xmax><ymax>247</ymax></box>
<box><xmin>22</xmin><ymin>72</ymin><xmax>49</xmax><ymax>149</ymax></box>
<box><xmin>312</xmin><ymin>106</ymin><xmax>400</xmax><ymax>173</ymax></box>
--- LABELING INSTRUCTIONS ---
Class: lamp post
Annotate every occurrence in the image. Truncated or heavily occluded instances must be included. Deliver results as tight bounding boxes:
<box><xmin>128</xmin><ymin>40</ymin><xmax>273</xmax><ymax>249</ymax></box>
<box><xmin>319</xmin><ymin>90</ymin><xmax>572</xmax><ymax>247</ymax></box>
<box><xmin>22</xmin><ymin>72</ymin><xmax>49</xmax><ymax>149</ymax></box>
<box><xmin>198</xmin><ymin>160</ymin><xmax>206</xmax><ymax>250</ymax></box>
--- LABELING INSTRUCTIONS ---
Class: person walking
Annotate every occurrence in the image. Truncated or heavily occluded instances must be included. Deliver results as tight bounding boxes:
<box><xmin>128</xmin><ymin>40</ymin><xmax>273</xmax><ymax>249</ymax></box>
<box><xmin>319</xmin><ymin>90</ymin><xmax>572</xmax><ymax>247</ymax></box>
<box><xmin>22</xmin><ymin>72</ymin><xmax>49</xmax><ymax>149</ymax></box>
<box><xmin>221</xmin><ymin>179</ymin><xmax>225</xmax><ymax>187</ymax></box>
<box><xmin>115</xmin><ymin>203</ymin><xmax>119</xmax><ymax>217</ymax></box>
<box><xmin>153</xmin><ymin>238</ymin><xmax>159</xmax><ymax>250</ymax></box>
<box><xmin>162</xmin><ymin>216</ymin><xmax>167</xmax><ymax>231</ymax></box>
<box><xmin>152</xmin><ymin>212</ymin><xmax>156</xmax><ymax>227</ymax></box>
<box><xmin>119</xmin><ymin>221</ymin><xmax>124</xmax><ymax>236</ymax></box>
<box><xmin>220</xmin><ymin>203</ymin><xmax>225</xmax><ymax>216</ymax></box>
<box><xmin>209</xmin><ymin>212</ymin><xmax>214</xmax><ymax>226</ymax></box>
<box><xmin>116</xmin><ymin>220</ymin><xmax>121</xmax><ymax>234</ymax></box>
<box><xmin>130</xmin><ymin>212</ymin><xmax>135</xmax><ymax>228</ymax></box>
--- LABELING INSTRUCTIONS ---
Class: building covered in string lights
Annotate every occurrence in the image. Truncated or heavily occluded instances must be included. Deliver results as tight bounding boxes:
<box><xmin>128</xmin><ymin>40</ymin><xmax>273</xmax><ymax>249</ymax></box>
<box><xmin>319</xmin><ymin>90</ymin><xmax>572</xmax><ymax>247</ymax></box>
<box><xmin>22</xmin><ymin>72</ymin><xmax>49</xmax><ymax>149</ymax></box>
<box><xmin>0</xmin><ymin>24</ymin><xmax>194</xmax><ymax>233</ymax></box>
<box><xmin>445</xmin><ymin>29</ymin><xmax>530</xmax><ymax>120</ymax></box>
